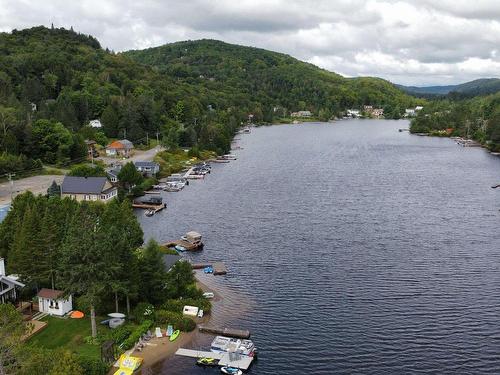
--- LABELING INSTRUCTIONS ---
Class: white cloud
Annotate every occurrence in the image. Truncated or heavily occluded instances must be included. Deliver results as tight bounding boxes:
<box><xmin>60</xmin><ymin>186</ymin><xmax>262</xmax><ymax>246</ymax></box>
<box><xmin>0</xmin><ymin>0</ymin><xmax>499</xmax><ymax>85</ymax></box>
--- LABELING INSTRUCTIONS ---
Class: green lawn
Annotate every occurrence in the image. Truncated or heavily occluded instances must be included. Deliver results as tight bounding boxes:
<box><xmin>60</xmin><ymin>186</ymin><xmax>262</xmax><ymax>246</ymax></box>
<box><xmin>28</xmin><ymin>316</ymin><xmax>102</xmax><ymax>358</ymax></box>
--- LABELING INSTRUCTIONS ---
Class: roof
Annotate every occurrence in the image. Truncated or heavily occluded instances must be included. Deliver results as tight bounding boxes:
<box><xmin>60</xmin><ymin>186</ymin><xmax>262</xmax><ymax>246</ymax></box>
<box><xmin>134</xmin><ymin>161</ymin><xmax>159</xmax><ymax>168</ymax></box>
<box><xmin>162</xmin><ymin>254</ymin><xmax>181</xmax><ymax>271</ymax></box>
<box><xmin>84</xmin><ymin>139</ymin><xmax>97</xmax><ymax>145</ymax></box>
<box><xmin>37</xmin><ymin>288</ymin><xmax>64</xmax><ymax>299</ymax></box>
<box><xmin>107</xmin><ymin>169</ymin><xmax>120</xmax><ymax>178</ymax></box>
<box><xmin>61</xmin><ymin>176</ymin><xmax>108</xmax><ymax>195</ymax></box>
<box><xmin>0</xmin><ymin>275</ymin><xmax>25</xmax><ymax>288</ymax></box>
<box><xmin>107</xmin><ymin>140</ymin><xmax>134</xmax><ymax>150</ymax></box>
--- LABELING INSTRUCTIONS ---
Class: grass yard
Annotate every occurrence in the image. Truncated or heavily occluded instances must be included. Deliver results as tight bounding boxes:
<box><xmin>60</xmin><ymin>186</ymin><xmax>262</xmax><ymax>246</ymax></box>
<box><xmin>28</xmin><ymin>316</ymin><xmax>102</xmax><ymax>359</ymax></box>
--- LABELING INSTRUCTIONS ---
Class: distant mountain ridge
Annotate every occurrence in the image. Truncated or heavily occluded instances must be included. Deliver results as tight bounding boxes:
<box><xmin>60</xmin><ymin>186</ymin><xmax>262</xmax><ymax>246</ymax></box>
<box><xmin>398</xmin><ymin>78</ymin><xmax>500</xmax><ymax>97</ymax></box>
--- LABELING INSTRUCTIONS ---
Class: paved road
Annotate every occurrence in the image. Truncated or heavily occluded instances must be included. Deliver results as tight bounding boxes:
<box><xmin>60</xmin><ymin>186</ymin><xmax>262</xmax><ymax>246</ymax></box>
<box><xmin>0</xmin><ymin>175</ymin><xmax>65</xmax><ymax>205</ymax></box>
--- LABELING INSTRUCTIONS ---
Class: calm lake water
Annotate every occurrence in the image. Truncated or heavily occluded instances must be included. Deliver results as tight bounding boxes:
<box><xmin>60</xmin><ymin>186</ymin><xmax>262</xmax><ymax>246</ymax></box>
<box><xmin>139</xmin><ymin>119</ymin><xmax>500</xmax><ymax>374</ymax></box>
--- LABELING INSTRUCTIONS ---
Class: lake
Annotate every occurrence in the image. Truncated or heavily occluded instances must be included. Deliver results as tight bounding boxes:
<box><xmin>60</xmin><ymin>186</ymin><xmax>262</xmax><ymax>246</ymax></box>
<box><xmin>139</xmin><ymin>119</ymin><xmax>500</xmax><ymax>374</ymax></box>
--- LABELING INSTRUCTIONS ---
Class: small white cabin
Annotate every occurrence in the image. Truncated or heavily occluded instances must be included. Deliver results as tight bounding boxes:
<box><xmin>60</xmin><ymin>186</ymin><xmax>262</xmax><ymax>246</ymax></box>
<box><xmin>37</xmin><ymin>288</ymin><xmax>73</xmax><ymax>316</ymax></box>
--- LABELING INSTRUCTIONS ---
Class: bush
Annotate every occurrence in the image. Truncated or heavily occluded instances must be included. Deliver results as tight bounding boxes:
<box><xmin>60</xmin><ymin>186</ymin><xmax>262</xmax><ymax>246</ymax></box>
<box><xmin>131</xmin><ymin>302</ymin><xmax>154</xmax><ymax>323</ymax></box>
<box><xmin>155</xmin><ymin>310</ymin><xmax>196</xmax><ymax>332</ymax></box>
<box><xmin>161</xmin><ymin>297</ymin><xmax>211</xmax><ymax>314</ymax></box>
<box><xmin>122</xmin><ymin>320</ymin><xmax>152</xmax><ymax>350</ymax></box>
<box><xmin>76</xmin><ymin>355</ymin><xmax>108</xmax><ymax>375</ymax></box>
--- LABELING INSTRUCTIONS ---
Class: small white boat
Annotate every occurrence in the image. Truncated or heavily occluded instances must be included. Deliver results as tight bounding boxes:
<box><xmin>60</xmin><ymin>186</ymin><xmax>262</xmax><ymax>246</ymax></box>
<box><xmin>108</xmin><ymin>312</ymin><xmax>126</xmax><ymax>319</ymax></box>
<box><xmin>202</xmin><ymin>292</ymin><xmax>214</xmax><ymax>299</ymax></box>
<box><xmin>221</xmin><ymin>367</ymin><xmax>242</xmax><ymax>375</ymax></box>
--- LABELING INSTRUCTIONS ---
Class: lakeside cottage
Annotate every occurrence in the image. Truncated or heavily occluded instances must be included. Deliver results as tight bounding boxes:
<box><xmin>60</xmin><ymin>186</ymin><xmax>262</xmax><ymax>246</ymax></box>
<box><xmin>291</xmin><ymin>110</ymin><xmax>312</xmax><ymax>118</ymax></box>
<box><xmin>347</xmin><ymin>109</ymin><xmax>361</xmax><ymax>118</ymax></box>
<box><xmin>105</xmin><ymin>139</ymin><xmax>134</xmax><ymax>157</ymax></box>
<box><xmin>61</xmin><ymin>176</ymin><xmax>118</xmax><ymax>202</ymax></box>
<box><xmin>134</xmin><ymin>161</ymin><xmax>160</xmax><ymax>177</ymax></box>
<box><xmin>37</xmin><ymin>288</ymin><xmax>73</xmax><ymax>316</ymax></box>
<box><xmin>0</xmin><ymin>258</ymin><xmax>25</xmax><ymax>304</ymax></box>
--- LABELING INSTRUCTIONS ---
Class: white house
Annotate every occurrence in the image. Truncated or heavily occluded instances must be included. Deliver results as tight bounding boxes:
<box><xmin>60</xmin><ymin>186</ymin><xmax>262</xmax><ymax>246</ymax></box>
<box><xmin>134</xmin><ymin>161</ymin><xmax>160</xmax><ymax>177</ymax></box>
<box><xmin>0</xmin><ymin>258</ymin><xmax>25</xmax><ymax>304</ymax></box>
<box><xmin>405</xmin><ymin>108</ymin><xmax>416</xmax><ymax>117</ymax></box>
<box><xmin>291</xmin><ymin>110</ymin><xmax>312</xmax><ymax>118</ymax></box>
<box><xmin>89</xmin><ymin>119</ymin><xmax>103</xmax><ymax>128</ymax></box>
<box><xmin>347</xmin><ymin>109</ymin><xmax>361</xmax><ymax>118</ymax></box>
<box><xmin>37</xmin><ymin>288</ymin><xmax>73</xmax><ymax>316</ymax></box>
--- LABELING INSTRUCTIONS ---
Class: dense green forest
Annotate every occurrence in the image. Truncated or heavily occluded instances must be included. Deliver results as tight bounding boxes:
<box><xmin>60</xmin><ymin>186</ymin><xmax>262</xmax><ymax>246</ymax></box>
<box><xmin>399</xmin><ymin>78</ymin><xmax>500</xmax><ymax>98</ymax></box>
<box><xmin>124</xmin><ymin>39</ymin><xmax>418</xmax><ymax>120</ymax></box>
<box><xmin>0</xmin><ymin>192</ymin><xmax>208</xmax><ymax>374</ymax></box>
<box><xmin>409</xmin><ymin>92</ymin><xmax>500</xmax><ymax>151</ymax></box>
<box><xmin>0</xmin><ymin>26</ymin><xmax>418</xmax><ymax>175</ymax></box>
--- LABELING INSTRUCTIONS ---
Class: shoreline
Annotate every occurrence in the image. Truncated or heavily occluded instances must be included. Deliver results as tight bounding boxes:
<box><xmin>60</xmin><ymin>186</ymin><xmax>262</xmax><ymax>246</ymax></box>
<box><xmin>125</xmin><ymin>275</ymin><xmax>223</xmax><ymax>371</ymax></box>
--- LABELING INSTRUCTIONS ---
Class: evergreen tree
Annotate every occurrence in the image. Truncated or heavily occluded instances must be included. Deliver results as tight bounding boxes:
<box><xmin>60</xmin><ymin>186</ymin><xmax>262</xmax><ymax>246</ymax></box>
<box><xmin>59</xmin><ymin>202</ymin><xmax>117</xmax><ymax>337</ymax></box>
<box><xmin>0</xmin><ymin>304</ymin><xmax>27</xmax><ymax>375</ymax></box>
<box><xmin>117</xmin><ymin>162</ymin><xmax>143</xmax><ymax>192</ymax></box>
<box><xmin>138</xmin><ymin>239</ymin><xmax>168</xmax><ymax>305</ymax></box>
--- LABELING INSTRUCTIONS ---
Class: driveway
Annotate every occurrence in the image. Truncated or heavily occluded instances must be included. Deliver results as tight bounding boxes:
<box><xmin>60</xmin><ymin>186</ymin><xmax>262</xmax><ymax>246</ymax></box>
<box><xmin>97</xmin><ymin>146</ymin><xmax>165</xmax><ymax>166</ymax></box>
<box><xmin>0</xmin><ymin>175</ymin><xmax>64</xmax><ymax>205</ymax></box>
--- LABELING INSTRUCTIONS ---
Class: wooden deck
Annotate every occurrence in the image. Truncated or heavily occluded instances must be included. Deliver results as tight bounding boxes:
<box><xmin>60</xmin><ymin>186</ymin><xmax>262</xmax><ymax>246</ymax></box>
<box><xmin>175</xmin><ymin>348</ymin><xmax>253</xmax><ymax>370</ymax></box>
<box><xmin>132</xmin><ymin>202</ymin><xmax>166</xmax><ymax>213</ymax></box>
<box><xmin>199</xmin><ymin>325</ymin><xmax>250</xmax><ymax>339</ymax></box>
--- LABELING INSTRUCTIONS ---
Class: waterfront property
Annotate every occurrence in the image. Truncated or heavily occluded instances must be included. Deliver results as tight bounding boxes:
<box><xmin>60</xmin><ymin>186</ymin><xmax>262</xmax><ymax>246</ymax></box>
<box><xmin>135</xmin><ymin>161</ymin><xmax>160</xmax><ymax>177</ymax></box>
<box><xmin>61</xmin><ymin>176</ymin><xmax>118</xmax><ymax>202</ymax></box>
<box><xmin>37</xmin><ymin>288</ymin><xmax>73</xmax><ymax>316</ymax></box>
<box><xmin>291</xmin><ymin>110</ymin><xmax>312</xmax><ymax>118</ymax></box>
<box><xmin>105</xmin><ymin>139</ymin><xmax>134</xmax><ymax>157</ymax></box>
<box><xmin>0</xmin><ymin>258</ymin><xmax>25</xmax><ymax>304</ymax></box>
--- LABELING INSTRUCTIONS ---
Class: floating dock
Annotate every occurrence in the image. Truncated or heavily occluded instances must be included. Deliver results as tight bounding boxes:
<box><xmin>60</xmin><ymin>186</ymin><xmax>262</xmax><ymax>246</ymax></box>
<box><xmin>132</xmin><ymin>202</ymin><xmax>166</xmax><ymax>213</ymax></box>
<box><xmin>163</xmin><ymin>240</ymin><xmax>203</xmax><ymax>251</ymax></box>
<box><xmin>175</xmin><ymin>349</ymin><xmax>253</xmax><ymax>370</ymax></box>
<box><xmin>191</xmin><ymin>262</ymin><xmax>227</xmax><ymax>275</ymax></box>
<box><xmin>199</xmin><ymin>326</ymin><xmax>250</xmax><ymax>339</ymax></box>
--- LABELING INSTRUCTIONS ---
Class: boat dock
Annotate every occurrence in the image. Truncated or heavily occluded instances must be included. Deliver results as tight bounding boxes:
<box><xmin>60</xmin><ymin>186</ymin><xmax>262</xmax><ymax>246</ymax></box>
<box><xmin>175</xmin><ymin>349</ymin><xmax>253</xmax><ymax>370</ymax></box>
<box><xmin>163</xmin><ymin>240</ymin><xmax>203</xmax><ymax>251</ymax></box>
<box><xmin>192</xmin><ymin>262</ymin><xmax>227</xmax><ymax>275</ymax></box>
<box><xmin>131</xmin><ymin>202</ymin><xmax>166</xmax><ymax>213</ymax></box>
<box><xmin>199</xmin><ymin>325</ymin><xmax>250</xmax><ymax>339</ymax></box>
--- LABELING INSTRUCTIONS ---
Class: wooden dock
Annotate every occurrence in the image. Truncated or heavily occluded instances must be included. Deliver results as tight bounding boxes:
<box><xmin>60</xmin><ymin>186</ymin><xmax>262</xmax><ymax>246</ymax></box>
<box><xmin>199</xmin><ymin>325</ymin><xmax>250</xmax><ymax>339</ymax></box>
<box><xmin>163</xmin><ymin>239</ymin><xmax>203</xmax><ymax>251</ymax></box>
<box><xmin>191</xmin><ymin>261</ymin><xmax>227</xmax><ymax>275</ymax></box>
<box><xmin>175</xmin><ymin>349</ymin><xmax>253</xmax><ymax>370</ymax></box>
<box><xmin>132</xmin><ymin>202</ymin><xmax>166</xmax><ymax>213</ymax></box>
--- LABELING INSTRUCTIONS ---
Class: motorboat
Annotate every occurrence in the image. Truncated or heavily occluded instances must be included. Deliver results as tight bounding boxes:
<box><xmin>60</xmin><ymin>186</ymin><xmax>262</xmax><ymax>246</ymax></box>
<box><xmin>221</xmin><ymin>367</ymin><xmax>242</xmax><ymax>375</ymax></box>
<box><xmin>175</xmin><ymin>245</ymin><xmax>186</xmax><ymax>252</ymax></box>
<box><xmin>204</xmin><ymin>266</ymin><xmax>213</xmax><ymax>274</ymax></box>
<box><xmin>211</xmin><ymin>336</ymin><xmax>257</xmax><ymax>357</ymax></box>
<box><xmin>202</xmin><ymin>292</ymin><xmax>215</xmax><ymax>299</ymax></box>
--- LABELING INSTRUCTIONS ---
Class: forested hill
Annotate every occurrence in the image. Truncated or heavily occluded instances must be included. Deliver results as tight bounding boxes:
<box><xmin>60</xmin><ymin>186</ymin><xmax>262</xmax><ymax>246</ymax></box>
<box><xmin>398</xmin><ymin>78</ymin><xmax>500</xmax><ymax>98</ymax></box>
<box><xmin>0</xmin><ymin>27</ymin><xmax>417</xmax><ymax>175</ymax></box>
<box><xmin>124</xmin><ymin>39</ymin><xmax>417</xmax><ymax>119</ymax></box>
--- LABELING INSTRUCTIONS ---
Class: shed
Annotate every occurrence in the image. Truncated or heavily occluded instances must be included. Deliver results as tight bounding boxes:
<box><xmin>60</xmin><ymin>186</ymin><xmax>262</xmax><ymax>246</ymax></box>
<box><xmin>37</xmin><ymin>288</ymin><xmax>73</xmax><ymax>316</ymax></box>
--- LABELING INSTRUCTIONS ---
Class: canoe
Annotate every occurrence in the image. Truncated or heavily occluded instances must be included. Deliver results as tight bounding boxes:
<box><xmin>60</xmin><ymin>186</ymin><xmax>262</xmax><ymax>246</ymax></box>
<box><xmin>169</xmin><ymin>329</ymin><xmax>180</xmax><ymax>342</ymax></box>
<box><xmin>220</xmin><ymin>367</ymin><xmax>242</xmax><ymax>375</ymax></box>
<box><xmin>108</xmin><ymin>312</ymin><xmax>126</xmax><ymax>319</ymax></box>
<box><xmin>70</xmin><ymin>310</ymin><xmax>84</xmax><ymax>319</ymax></box>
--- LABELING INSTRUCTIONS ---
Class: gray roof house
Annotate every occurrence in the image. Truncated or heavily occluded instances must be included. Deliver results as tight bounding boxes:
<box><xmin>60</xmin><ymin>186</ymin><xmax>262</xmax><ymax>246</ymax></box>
<box><xmin>61</xmin><ymin>176</ymin><xmax>117</xmax><ymax>202</ymax></box>
<box><xmin>134</xmin><ymin>161</ymin><xmax>160</xmax><ymax>177</ymax></box>
<box><xmin>105</xmin><ymin>139</ymin><xmax>134</xmax><ymax>157</ymax></box>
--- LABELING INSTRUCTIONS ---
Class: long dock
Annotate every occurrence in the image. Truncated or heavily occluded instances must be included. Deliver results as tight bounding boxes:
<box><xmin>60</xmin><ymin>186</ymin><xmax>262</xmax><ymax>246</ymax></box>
<box><xmin>175</xmin><ymin>349</ymin><xmax>253</xmax><ymax>370</ymax></box>
<box><xmin>191</xmin><ymin>262</ymin><xmax>227</xmax><ymax>275</ymax></box>
<box><xmin>199</xmin><ymin>325</ymin><xmax>250</xmax><ymax>339</ymax></box>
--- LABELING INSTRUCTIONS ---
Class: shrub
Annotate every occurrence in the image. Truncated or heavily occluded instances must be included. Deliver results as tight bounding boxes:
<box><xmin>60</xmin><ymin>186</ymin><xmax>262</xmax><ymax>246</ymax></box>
<box><xmin>161</xmin><ymin>297</ymin><xmax>211</xmax><ymax>314</ymax></box>
<box><xmin>131</xmin><ymin>302</ymin><xmax>154</xmax><ymax>323</ymax></box>
<box><xmin>155</xmin><ymin>310</ymin><xmax>196</xmax><ymax>332</ymax></box>
<box><xmin>122</xmin><ymin>320</ymin><xmax>152</xmax><ymax>350</ymax></box>
<box><xmin>76</xmin><ymin>355</ymin><xmax>108</xmax><ymax>375</ymax></box>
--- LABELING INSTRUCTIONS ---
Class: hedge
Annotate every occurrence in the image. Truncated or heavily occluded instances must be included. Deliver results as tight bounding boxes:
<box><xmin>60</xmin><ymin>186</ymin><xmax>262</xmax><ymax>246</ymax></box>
<box><xmin>155</xmin><ymin>310</ymin><xmax>196</xmax><ymax>332</ymax></box>
<box><xmin>121</xmin><ymin>320</ymin><xmax>153</xmax><ymax>350</ymax></box>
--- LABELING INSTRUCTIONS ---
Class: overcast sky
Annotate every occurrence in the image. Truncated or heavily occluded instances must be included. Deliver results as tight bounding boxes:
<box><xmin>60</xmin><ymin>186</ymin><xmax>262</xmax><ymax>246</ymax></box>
<box><xmin>1</xmin><ymin>0</ymin><xmax>499</xmax><ymax>86</ymax></box>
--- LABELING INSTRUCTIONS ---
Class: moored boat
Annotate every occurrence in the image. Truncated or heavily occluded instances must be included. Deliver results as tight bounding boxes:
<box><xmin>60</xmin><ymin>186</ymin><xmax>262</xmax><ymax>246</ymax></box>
<box><xmin>220</xmin><ymin>367</ymin><xmax>242</xmax><ymax>375</ymax></box>
<box><xmin>210</xmin><ymin>336</ymin><xmax>257</xmax><ymax>357</ymax></box>
<box><xmin>196</xmin><ymin>357</ymin><xmax>219</xmax><ymax>367</ymax></box>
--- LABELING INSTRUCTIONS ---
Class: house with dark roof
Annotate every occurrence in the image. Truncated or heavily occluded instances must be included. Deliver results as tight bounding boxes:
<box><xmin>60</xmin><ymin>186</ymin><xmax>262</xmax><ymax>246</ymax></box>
<box><xmin>105</xmin><ymin>139</ymin><xmax>134</xmax><ymax>157</ymax></box>
<box><xmin>135</xmin><ymin>161</ymin><xmax>160</xmax><ymax>177</ymax></box>
<box><xmin>37</xmin><ymin>288</ymin><xmax>73</xmax><ymax>316</ymax></box>
<box><xmin>61</xmin><ymin>176</ymin><xmax>117</xmax><ymax>202</ymax></box>
<box><xmin>0</xmin><ymin>258</ymin><xmax>25</xmax><ymax>304</ymax></box>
